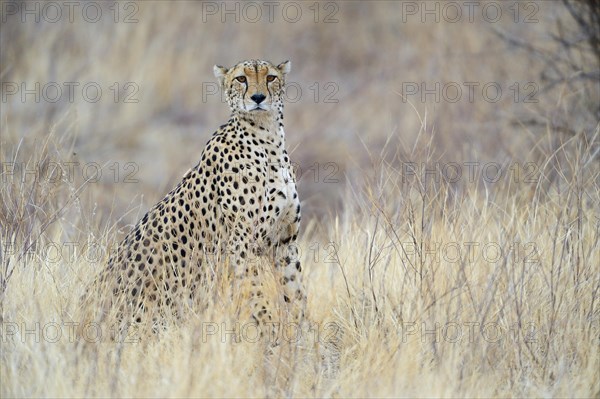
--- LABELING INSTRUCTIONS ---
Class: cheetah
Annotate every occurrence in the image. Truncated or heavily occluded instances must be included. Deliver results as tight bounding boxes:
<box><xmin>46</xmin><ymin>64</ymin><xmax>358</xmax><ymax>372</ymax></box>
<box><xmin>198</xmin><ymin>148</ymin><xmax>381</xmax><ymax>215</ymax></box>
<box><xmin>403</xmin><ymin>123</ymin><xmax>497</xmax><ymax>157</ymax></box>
<box><xmin>91</xmin><ymin>59</ymin><xmax>304</xmax><ymax>334</ymax></box>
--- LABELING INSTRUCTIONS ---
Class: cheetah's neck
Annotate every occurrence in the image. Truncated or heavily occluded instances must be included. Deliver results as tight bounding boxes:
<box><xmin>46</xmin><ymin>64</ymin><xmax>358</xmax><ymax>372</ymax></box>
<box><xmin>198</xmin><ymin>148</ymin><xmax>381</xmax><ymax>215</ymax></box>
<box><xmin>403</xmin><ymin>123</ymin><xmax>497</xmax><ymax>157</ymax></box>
<box><xmin>231</xmin><ymin>108</ymin><xmax>286</xmax><ymax>147</ymax></box>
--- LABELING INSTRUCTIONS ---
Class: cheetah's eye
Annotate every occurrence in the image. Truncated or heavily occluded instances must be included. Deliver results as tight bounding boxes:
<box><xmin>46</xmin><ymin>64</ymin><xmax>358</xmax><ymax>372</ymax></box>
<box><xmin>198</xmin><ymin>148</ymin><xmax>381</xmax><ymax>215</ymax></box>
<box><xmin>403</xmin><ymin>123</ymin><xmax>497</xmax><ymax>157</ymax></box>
<box><xmin>235</xmin><ymin>76</ymin><xmax>247</xmax><ymax>83</ymax></box>
<box><xmin>266</xmin><ymin>75</ymin><xmax>277</xmax><ymax>82</ymax></box>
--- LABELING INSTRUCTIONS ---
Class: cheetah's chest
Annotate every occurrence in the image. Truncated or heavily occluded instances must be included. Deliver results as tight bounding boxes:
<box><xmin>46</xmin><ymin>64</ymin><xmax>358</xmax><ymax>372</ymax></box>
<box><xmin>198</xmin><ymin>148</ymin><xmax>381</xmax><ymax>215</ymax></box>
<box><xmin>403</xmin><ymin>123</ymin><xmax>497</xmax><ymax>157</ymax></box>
<box><xmin>269</xmin><ymin>155</ymin><xmax>297</xmax><ymax>209</ymax></box>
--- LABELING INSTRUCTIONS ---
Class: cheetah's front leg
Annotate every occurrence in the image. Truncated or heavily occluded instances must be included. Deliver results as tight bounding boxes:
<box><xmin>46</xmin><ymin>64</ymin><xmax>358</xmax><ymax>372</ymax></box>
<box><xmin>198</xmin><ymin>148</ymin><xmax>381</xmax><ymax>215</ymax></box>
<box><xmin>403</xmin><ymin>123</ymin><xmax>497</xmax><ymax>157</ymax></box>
<box><xmin>275</xmin><ymin>241</ymin><xmax>306</xmax><ymax>322</ymax></box>
<box><xmin>228</xmin><ymin>233</ymin><xmax>278</xmax><ymax>341</ymax></box>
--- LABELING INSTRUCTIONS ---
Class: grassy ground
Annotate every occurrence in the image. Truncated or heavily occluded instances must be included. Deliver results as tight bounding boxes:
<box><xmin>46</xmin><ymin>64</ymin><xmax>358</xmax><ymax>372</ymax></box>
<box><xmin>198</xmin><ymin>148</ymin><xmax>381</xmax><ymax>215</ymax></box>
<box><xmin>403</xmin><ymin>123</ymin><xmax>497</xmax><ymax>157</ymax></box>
<box><xmin>1</xmin><ymin>1</ymin><xmax>599</xmax><ymax>397</ymax></box>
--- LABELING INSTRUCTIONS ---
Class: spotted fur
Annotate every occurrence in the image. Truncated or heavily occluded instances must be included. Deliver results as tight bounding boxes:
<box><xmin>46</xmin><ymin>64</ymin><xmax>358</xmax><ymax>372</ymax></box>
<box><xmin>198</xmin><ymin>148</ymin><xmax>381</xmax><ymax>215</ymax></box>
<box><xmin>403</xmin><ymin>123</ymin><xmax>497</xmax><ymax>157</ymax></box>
<box><xmin>95</xmin><ymin>59</ymin><xmax>304</xmax><ymax>331</ymax></box>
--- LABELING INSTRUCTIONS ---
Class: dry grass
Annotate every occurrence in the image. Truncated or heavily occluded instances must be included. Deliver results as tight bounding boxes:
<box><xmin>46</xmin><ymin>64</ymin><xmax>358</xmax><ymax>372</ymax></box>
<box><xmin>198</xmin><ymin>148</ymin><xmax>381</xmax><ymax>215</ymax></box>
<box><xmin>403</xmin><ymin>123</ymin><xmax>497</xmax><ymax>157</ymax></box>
<box><xmin>1</xmin><ymin>1</ymin><xmax>599</xmax><ymax>397</ymax></box>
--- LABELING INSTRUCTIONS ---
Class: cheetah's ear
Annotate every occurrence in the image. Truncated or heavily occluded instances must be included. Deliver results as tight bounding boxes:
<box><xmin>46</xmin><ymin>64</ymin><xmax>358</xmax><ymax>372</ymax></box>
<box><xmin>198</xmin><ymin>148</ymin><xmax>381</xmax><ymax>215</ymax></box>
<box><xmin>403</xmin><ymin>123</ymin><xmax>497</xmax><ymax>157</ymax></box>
<box><xmin>277</xmin><ymin>60</ymin><xmax>291</xmax><ymax>76</ymax></box>
<box><xmin>213</xmin><ymin>65</ymin><xmax>228</xmax><ymax>87</ymax></box>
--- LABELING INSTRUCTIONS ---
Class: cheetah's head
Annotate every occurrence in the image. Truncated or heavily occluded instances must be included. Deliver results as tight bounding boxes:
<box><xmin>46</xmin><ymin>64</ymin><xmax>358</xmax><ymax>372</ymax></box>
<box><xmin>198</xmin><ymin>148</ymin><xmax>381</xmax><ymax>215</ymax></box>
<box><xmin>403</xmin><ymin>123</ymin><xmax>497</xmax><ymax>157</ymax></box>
<box><xmin>214</xmin><ymin>59</ymin><xmax>290</xmax><ymax>116</ymax></box>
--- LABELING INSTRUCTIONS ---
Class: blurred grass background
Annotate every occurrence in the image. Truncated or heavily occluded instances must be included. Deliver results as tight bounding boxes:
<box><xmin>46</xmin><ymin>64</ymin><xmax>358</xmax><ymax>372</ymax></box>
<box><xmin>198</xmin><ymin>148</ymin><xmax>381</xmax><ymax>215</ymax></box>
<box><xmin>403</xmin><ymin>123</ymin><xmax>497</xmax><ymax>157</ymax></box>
<box><xmin>2</xmin><ymin>0</ymin><xmax>597</xmax><ymax>224</ymax></box>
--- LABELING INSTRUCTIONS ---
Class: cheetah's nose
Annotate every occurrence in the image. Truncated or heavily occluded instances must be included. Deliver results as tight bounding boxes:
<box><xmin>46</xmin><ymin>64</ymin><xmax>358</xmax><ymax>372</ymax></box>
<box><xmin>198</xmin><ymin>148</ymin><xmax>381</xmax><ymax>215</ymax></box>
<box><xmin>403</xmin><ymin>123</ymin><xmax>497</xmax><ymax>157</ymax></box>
<box><xmin>251</xmin><ymin>93</ymin><xmax>266</xmax><ymax>104</ymax></box>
